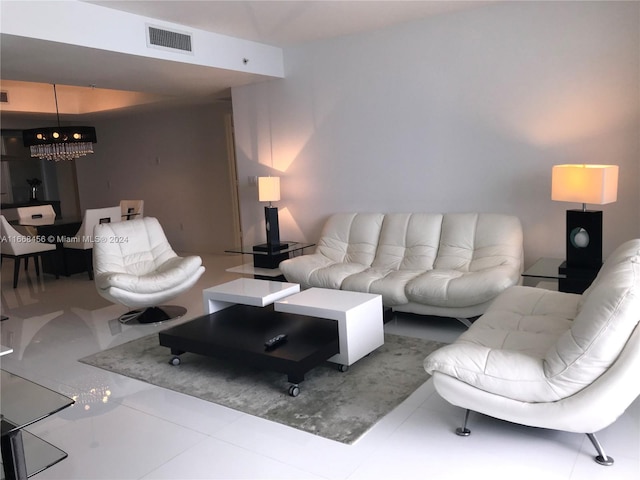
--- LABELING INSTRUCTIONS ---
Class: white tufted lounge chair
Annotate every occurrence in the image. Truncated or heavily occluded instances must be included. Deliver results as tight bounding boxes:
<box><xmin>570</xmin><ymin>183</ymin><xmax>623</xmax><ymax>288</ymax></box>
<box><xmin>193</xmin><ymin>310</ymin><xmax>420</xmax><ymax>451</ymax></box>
<box><xmin>93</xmin><ymin>217</ymin><xmax>205</xmax><ymax>324</ymax></box>
<box><xmin>424</xmin><ymin>239</ymin><xmax>640</xmax><ymax>466</ymax></box>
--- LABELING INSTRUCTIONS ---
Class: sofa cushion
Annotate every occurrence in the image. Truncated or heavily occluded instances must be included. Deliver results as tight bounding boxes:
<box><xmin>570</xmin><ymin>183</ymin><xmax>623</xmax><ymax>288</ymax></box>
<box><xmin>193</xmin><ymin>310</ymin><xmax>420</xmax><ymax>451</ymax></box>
<box><xmin>405</xmin><ymin>213</ymin><xmax>523</xmax><ymax>307</ymax></box>
<box><xmin>279</xmin><ymin>212</ymin><xmax>384</xmax><ymax>288</ymax></box>
<box><xmin>315</xmin><ymin>212</ymin><xmax>384</xmax><ymax>264</ymax></box>
<box><xmin>342</xmin><ymin>268</ymin><xmax>425</xmax><ymax>305</ymax></box>
<box><xmin>341</xmin><ymin>213</ymin><xmax>442</xmax><ymax>305</ymax></box>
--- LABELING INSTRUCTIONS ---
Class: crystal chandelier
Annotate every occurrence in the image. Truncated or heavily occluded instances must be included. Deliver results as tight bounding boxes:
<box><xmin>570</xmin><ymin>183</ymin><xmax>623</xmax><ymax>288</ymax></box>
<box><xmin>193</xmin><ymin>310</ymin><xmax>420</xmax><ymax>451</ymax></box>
<box><xmin>22</xmin><ymin>84</ymin><xmax>97</xmax><ymax>161</ymax></box>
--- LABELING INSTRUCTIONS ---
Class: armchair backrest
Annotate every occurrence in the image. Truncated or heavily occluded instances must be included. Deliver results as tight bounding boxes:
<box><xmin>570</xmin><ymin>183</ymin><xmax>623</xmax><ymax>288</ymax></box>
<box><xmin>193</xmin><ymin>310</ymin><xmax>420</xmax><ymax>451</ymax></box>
<box><xmin>544</xmin><ymin>239</ymin><xmax>640</xmax><ymax>397</ymax></box>
<box><xmin>93</xmin><ymin>217</ymin><xmax>177</xmax><ymax>276</ymax></box>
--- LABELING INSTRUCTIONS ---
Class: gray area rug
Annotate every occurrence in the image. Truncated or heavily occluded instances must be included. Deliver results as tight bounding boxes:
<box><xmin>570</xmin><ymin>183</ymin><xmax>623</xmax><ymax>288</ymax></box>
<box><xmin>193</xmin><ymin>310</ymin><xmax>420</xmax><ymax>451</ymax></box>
<box><xmin>80</xmin><ymin>333</ymin><xmax>444</xmax><ymax>444</ymax></box>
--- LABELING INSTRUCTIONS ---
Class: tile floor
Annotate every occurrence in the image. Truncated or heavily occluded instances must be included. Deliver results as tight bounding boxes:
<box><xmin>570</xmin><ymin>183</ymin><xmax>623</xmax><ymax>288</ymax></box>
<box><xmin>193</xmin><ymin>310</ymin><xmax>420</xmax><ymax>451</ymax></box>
<box><xmin>1</xmin><ymin>253</ymin><xmax>638</xmax><ymax>480</ymax></box>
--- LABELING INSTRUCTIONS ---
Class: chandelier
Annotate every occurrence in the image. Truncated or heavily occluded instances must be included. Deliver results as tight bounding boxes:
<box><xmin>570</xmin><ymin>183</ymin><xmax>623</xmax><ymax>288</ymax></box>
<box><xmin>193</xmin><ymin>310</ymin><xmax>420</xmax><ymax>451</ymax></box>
<box><xmin>22</xmin><ymin>84</ymin><xmax>97</xmax><ymax>161</ymax></box>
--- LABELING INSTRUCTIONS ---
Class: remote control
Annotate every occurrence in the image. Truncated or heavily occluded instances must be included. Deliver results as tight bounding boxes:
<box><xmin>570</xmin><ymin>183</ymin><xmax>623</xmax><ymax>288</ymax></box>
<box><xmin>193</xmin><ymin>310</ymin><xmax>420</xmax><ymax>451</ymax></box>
<box><xmin>264</xmin><ymin>333</ymin><xmax>288</xmax><ymax>350</ymax></box>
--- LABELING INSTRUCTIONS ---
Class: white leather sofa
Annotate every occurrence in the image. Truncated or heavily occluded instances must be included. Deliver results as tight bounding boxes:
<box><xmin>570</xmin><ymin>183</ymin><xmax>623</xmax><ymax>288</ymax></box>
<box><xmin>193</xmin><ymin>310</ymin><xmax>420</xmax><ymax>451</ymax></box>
<box><xmin>424</xmin><ymin>239</ymin><xmax>640</xmax><ymax>465</ymax></box>
<box><xmin>279</xmin><ymin>213</ymin><xmax>523</xmax><ymax>322</ymax></box>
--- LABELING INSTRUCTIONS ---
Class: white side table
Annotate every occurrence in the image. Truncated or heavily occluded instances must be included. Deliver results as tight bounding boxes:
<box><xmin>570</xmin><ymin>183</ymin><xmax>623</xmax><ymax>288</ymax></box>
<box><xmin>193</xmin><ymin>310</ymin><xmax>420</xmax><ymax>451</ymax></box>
<box><xmin>202</xmin><ymin>278</ymin><xmax>300</xmax><ymax>314</ymax></box>
<box><xmin>275</xmin><ymin>288</ymin><xmax>384</xmax><ymax>368</ymax></box>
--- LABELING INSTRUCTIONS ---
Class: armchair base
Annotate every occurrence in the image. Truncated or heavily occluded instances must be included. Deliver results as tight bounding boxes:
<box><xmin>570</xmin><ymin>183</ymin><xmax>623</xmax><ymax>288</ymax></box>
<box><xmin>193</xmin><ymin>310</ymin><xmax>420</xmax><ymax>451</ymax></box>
<box><xmin>119</xmin><ymin>305</ymin><xmax>187</xmax><ymax>325</ymax></box>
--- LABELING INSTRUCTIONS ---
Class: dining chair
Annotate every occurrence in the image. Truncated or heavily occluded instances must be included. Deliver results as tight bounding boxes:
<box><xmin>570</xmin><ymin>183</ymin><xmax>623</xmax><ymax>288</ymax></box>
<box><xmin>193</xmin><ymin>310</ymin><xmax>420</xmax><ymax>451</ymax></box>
<box><xmin>62</xmin><ymin>206</ymin><xmax>121</xmax><ymax>280</ymax></box>
<box><xmin>0</xmin><ymin>215</ymin><xmax>58</xmax><ymax>288</ymax></box>
<box><xmin>16</xmin><ymin>204</ymin><xmax>56</xmax><ymax>237</ymax></box>
<box><xmin>120</xmin><ymin>200</ymin><xmax>144</xmax><ymax>220</ymax></box>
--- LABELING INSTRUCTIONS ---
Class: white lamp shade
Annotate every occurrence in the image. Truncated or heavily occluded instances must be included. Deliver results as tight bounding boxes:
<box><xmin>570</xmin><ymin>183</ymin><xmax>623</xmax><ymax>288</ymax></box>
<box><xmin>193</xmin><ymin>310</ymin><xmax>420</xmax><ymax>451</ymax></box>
<box><xmin>551</xmin><ymin>164</ymin><xmax>618</xmax><ymax>205</ymax></box>
<box><xmin>258</xmin><ymin>177</ymin><xmax>280</xmax><ymax>202</ymax></box>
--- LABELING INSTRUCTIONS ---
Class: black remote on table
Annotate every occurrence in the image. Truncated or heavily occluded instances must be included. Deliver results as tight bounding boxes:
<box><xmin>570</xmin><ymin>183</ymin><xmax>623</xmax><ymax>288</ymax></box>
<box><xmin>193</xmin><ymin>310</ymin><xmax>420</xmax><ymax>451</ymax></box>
<box><xmin>264</xmin><ymin>333</ymin><xmax>288</xmax><ymax>350</ymax></box>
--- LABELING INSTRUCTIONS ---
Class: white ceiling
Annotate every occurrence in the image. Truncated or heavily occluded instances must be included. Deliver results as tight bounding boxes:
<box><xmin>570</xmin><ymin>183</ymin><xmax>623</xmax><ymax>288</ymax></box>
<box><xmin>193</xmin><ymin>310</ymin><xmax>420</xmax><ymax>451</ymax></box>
<box><xmin>85</xmin><ymin>0</ymin><xmax>487</xmax><ymax>47</ymax></box>
<box><xmin>1</xmin><ymin>1</ymin><xmax>493</xmax><ymax>117</ymax></box>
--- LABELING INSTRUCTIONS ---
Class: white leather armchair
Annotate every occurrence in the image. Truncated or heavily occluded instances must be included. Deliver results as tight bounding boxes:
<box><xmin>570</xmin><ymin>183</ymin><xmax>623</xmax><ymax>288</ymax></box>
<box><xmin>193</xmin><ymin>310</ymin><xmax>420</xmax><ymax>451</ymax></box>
<box><xmin>93</xmin><ymin>217</ymin><xmax>205</xmax><ymax>324</ymax></box>
<box><xmin>424</xmin><ymin>239</ymin><xmax>640</xmax><ymax>466</ymax></box>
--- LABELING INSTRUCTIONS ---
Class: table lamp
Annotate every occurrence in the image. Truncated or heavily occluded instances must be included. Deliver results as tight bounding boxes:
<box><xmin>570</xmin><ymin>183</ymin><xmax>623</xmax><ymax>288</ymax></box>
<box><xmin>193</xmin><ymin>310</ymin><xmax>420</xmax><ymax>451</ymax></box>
<box><xmin>551</xmin><ymin>164</ymin><xmax>618</xmax><ymax>269</ymax></box>
<box><xmin>257</xmin><ymin>176</ymin><xmax>285</xmax><ymax>251</ymax></box>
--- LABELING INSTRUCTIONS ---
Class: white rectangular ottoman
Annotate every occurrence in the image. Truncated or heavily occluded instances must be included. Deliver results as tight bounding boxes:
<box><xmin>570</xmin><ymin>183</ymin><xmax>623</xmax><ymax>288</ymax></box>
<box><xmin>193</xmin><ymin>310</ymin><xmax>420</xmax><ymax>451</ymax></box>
<box><xmin>274</xmin><ymin>288</ymin><xmax>384</xmax><ymax>367</ymax></box>
<box><xmin>203</xmin><ymin>278</ymin><xmax>300</xmax><ymax>313</ymax></box>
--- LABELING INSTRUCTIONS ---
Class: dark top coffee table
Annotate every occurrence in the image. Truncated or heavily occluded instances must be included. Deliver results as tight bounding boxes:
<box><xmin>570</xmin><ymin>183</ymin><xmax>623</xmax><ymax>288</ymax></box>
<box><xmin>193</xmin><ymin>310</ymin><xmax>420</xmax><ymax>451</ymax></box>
<box><xmin>159</xmin><ymin>304</ymin><xmax>339</xmax><ymax>397</ymax></box>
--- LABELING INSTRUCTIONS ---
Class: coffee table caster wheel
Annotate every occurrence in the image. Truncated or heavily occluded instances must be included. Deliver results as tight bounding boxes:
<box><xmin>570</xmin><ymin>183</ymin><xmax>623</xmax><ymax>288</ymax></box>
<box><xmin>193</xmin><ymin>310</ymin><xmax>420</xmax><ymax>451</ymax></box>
<box><xmin>288</xmin><ymin>385</ymin><xmax>300</xmax><ymax>397</ymax></box>
<box><xmin>169</xmin><ymin>356</ymin><xmax>181</xmax><ymax>366</ymax></box>
<box><xmin>338</xmin><ymin>364</ymin><xmax>349</xmax><ymax>373</ymax></box>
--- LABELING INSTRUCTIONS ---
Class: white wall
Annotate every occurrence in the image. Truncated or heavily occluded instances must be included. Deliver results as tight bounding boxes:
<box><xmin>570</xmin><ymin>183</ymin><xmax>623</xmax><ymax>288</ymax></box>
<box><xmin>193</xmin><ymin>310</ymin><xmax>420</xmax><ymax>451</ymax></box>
<box><xmin>232</xmin><ymin>1</ymin><xmax>640</xmax><ymax>266</ymax></box>
<box><xmin>75</xmin><ymin>102</ymin><xmax>236</xmax><ymax>254</ymax></box>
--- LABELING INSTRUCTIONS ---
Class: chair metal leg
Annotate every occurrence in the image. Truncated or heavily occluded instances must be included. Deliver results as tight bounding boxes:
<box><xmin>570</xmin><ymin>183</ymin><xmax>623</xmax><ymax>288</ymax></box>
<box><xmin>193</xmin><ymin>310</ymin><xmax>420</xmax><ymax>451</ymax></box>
<box><xmin>85</xmin><ymin>250</ymin><xmax>94</xmax><ymax>280</ymax></box>
<box><xmin>455</xmin><ymin>317</ymin><xmax>472</xmax><ymax>328</ymax></box>
<box><xmin>12</xmin><ymin>258</ymin><xmax>20</xmax><ymax>288</ymax></box>
<box><xmin>586</xmin><ymin>433</ymin><xmax>614</xmax><ymax>466</ymax></box>
<box><xmin>50</xmin><ymin>251</ymin><xmax>60</xmax><ymax>279</ymax></box>
<box><xmin>456</xmin><ymin>409</ymin><xmax>472</xmax><ymax>436</ymax></box>
<box><xmin>34</xmin><ymin>254</ymin><xmax>41</xmax><ymax>277</ymax></box>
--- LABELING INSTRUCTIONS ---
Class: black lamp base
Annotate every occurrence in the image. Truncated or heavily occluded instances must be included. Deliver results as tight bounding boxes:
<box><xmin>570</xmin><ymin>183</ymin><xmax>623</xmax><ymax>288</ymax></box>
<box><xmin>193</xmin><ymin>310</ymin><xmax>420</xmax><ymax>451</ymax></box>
<box><xmin>252</xmin><ymin>206</ymin><xmax>288</xmax><ymax>269</ymax></box>
<box><xmin>263</xmin><ymin>206</ymin><xmax>281</xmax><ymax>248</ymax></box>
<box><xmin>558</xmin><ymin>209</ymin><xmax>603</xmax><ymax>293</ymax></box>
<box><xmin>565</xmin><ymin>209</ymin><xmax>603</xmax><ymax>269</ymax></box>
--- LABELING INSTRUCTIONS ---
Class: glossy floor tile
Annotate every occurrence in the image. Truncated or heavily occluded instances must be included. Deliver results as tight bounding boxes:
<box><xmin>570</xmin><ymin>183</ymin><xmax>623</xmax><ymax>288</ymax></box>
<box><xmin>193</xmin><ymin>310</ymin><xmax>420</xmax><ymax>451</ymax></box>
<box><xmin>1</xmin><ymin>253</ymin><xmax>638</xmax><ymax>479</ymax></box>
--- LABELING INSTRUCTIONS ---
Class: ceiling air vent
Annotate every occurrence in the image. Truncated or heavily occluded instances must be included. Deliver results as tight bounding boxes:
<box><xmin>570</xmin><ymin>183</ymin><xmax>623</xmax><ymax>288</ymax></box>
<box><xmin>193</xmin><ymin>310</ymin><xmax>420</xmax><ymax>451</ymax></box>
<box><xmin>146</xmin><ymin>25</ymin><xmax>193</xmax><ymax>53</ymax></box>
<box><xmin>0</xmin><ymin>91</ymin><xmax>8</xmax><ymax>103</ymax></box>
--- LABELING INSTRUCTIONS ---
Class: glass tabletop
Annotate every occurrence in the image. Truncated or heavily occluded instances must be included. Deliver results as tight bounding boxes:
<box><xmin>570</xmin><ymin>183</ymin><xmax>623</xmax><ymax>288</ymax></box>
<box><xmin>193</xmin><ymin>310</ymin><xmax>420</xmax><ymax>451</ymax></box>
<box><xmin>521</xmin><ymin>257</ymin><xmax>566</xmax><ymax>280</ymax></box>
<box><xmin>0</xmin><ymin>370</ymin><xmax>74</xmax><ymax>436</ymax></box>
<box><xmin>225</xmin><ymin>241</ymin><xmax>315</xmax><ymax>256</ymax></box>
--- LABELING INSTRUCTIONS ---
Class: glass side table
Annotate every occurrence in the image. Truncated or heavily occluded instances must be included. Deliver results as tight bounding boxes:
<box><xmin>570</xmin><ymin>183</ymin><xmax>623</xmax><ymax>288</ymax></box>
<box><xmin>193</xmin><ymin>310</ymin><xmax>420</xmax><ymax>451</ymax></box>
<box><xmin>225</xmin><ymin>241</ymin><xmax>315</xmax><ymax>260</ymax></box>
<box><xmin>522</xmin><ymin>258</ymin><xmax>565</xmax><ymax>280</ymax></box>
<box><xmin>522</xmin><ymin>257</ymin><xmax>599</xmax><ymax>294</ymax></box>
<box><xmin>225</xmin><ymin>241</ymin><xmax>315</xmax><ymax>279</ymax></box>
<box><xmin>1</xmin><ymin>370</ymin><xmax>74</xmax><ymax>480</ymax></box>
